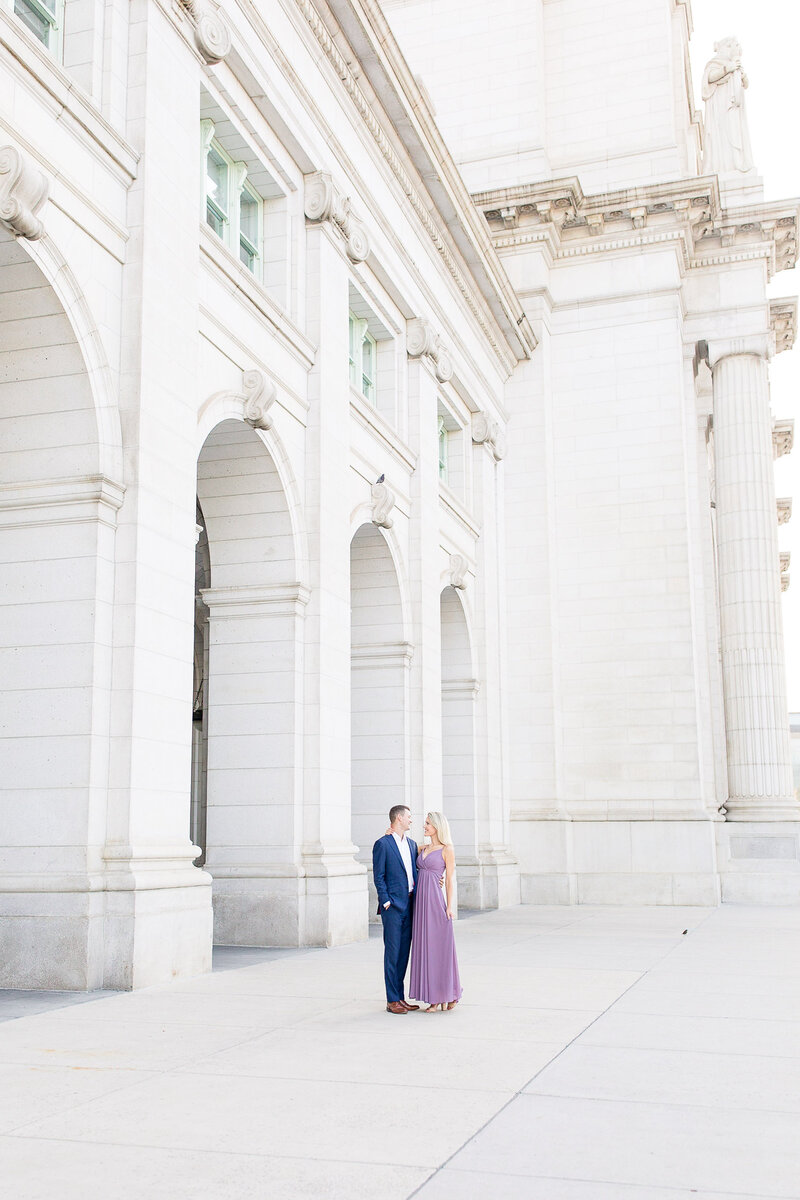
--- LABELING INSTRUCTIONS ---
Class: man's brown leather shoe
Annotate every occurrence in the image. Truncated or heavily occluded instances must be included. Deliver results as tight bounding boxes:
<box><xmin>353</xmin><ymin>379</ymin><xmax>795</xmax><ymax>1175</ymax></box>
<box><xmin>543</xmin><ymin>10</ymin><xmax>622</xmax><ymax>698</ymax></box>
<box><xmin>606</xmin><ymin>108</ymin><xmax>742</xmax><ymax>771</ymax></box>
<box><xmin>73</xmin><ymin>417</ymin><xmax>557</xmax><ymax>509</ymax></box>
<box><xmin>386</xmin><ymin>1001</ymin><xmax>407</xmax><ymax>1014</ymax></box>
<box><xmin>400</xmin><ymin>1001</ymin><xmax>419</xmax><ymax>1011</ymax></box>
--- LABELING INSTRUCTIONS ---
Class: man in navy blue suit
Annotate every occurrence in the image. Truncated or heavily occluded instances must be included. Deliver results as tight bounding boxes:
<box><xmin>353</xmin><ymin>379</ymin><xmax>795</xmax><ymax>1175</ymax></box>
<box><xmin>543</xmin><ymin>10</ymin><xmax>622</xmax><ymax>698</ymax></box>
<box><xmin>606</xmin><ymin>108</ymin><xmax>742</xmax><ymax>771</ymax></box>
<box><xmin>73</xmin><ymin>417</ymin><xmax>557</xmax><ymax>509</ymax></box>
<box><xmin>373</xmin><ymin>804</ymin><xmax>420</xmax><ymax>1014</ymax></box>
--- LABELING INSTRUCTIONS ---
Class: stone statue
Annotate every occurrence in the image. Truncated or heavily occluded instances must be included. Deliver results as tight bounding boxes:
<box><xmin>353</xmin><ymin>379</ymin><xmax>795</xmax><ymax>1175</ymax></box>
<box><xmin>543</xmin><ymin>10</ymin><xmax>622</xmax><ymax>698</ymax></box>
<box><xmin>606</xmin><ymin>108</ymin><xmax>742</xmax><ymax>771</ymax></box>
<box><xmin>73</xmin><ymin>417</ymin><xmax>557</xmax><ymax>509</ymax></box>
<box><xmin>701</xmin><ymin>38</ymin><xmax>754</xmax><ymax>176</ymax></box>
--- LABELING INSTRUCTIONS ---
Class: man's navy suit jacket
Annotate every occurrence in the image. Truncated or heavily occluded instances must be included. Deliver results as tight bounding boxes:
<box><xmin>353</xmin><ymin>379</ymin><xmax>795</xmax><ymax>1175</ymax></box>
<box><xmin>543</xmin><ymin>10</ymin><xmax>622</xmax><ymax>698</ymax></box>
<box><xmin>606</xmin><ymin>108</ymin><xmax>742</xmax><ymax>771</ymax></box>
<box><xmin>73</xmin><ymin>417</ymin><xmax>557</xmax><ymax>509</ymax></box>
<box><xmin>372</xmin><ymin>834</ymin><xmax>418</xmax><ymax>914</ymax></box>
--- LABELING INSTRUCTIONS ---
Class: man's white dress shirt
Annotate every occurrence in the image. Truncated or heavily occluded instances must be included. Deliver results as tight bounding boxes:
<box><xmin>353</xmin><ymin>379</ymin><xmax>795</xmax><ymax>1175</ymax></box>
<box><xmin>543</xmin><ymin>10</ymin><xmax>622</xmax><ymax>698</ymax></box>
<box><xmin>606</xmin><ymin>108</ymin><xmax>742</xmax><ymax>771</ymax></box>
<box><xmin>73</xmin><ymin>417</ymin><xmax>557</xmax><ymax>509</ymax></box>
<box><xmin>391</xmin><ymin>831</ymin><xmax>415</xmax><ymax>893</ymax></box>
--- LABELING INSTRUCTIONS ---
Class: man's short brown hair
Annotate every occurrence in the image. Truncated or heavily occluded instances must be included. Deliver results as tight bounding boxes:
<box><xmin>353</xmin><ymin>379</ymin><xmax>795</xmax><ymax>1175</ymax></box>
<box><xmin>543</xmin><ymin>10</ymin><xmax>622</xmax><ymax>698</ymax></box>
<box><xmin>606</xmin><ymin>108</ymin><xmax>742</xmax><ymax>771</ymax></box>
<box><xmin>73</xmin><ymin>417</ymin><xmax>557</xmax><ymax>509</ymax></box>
<box><xmin>388</xmin><ymin>805</ymin><xmax>410</xmax><ymax>825</ymax></box>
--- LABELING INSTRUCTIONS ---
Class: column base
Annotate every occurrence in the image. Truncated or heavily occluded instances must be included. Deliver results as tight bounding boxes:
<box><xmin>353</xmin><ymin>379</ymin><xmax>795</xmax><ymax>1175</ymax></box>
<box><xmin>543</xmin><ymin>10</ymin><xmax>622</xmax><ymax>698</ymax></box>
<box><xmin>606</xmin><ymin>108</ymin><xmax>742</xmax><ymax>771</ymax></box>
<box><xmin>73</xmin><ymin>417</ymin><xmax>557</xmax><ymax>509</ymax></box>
<box><xmin>209</xmin><ymin>850</ymin><xmax>368</xmax><ymax>948</ymax></box>
<box><xmin>716</xmin><ymin>821</ymin><xmax>800</xmax><ymax>903</ymax></box>
<box><xmin>511</xmin><ymin>817</ymin><xmax>721</xmax><ymax>906</ymax></box>
<box><xmin>0</xmin><ymin>862</ymin><xmax>213</xmax><ymax>991</ymax></box>
<box><xmin>458</xmin><ymin>847</ymin><xmax>521</xmax><ymax>910</ymax></box>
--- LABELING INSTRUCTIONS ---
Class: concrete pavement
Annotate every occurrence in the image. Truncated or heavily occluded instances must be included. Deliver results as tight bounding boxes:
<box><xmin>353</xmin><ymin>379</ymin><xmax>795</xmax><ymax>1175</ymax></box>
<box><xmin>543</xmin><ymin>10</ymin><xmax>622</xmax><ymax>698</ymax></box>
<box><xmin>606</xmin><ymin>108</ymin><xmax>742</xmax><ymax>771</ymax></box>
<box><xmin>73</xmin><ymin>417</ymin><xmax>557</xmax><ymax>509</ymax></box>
<box><xmin>1</xmin><ymin>904</ymin><xmax>799</xmax><ymax>1199</ymax></box>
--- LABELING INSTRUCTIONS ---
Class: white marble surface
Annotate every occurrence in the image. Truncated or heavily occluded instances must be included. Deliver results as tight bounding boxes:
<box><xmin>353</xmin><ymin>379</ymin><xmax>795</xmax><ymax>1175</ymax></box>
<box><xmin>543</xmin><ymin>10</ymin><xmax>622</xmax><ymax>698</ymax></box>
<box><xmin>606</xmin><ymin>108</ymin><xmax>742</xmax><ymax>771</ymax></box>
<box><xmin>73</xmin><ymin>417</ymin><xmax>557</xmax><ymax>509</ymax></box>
<box><xmin>2</xmin><ymin>904</ymin><xmax>800</xmax><ymax>1199</ymax></box>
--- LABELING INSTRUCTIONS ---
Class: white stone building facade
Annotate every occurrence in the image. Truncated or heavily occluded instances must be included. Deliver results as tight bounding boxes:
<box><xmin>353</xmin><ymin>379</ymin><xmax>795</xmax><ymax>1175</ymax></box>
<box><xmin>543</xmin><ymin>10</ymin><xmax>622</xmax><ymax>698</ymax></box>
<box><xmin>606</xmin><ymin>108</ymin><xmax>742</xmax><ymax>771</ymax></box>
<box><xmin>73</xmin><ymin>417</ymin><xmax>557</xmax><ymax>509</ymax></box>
<box><xmin>1</xmin><ymin>0</ymin><xmax>798</xmax><ymax>991</ymax></box>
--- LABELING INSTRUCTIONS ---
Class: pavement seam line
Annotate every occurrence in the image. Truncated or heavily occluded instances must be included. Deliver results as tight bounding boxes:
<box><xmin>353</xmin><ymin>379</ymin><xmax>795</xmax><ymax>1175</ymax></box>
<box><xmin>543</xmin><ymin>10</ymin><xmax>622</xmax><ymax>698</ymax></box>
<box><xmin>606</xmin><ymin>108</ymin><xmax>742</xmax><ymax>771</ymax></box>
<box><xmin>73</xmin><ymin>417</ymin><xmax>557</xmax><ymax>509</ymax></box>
<box><xmin>405</xmin><ymin>911</ymin><xmax>718</xmax><ymax>1200</ymax></box>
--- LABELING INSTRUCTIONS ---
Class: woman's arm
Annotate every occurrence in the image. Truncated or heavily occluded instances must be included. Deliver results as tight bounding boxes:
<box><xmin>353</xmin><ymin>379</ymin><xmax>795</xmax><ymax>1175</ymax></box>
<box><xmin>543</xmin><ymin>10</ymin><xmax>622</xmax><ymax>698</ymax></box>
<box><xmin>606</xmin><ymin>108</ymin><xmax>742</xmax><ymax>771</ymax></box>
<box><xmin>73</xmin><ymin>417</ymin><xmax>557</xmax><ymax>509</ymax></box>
<box><xmin>443</xmin><ymin>844</ymin><xmax>456</xmax><ymax>919</ymax></box>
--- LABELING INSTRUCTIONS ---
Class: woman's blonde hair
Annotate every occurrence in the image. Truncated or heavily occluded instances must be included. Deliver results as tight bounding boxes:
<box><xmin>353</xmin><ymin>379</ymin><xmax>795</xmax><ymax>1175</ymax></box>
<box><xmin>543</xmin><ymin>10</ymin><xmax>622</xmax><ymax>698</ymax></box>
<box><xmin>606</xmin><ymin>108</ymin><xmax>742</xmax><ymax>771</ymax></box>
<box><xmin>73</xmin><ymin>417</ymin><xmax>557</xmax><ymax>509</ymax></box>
<box><xmin>426</xmin><ymin>811</ymin><xmax>453</xmax><ymax>847</ymax></box>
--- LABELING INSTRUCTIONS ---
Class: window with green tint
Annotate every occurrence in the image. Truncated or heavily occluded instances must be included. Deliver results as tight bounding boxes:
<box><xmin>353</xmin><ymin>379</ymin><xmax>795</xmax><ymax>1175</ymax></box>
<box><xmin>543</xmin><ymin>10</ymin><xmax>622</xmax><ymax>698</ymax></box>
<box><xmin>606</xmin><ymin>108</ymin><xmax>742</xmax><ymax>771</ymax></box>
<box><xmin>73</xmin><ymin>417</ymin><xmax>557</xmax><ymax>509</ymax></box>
<box><xmin>438</xmin><ymin>416</ymin><xmax>449</xmax><ymax>481</ymax></box>
<box><xmin>14</xmin><ymin>0</ymin><xmax>59</xmax><ymax>50</ymax></box>
<box><xmin>205</xmin><ymin>145</ymin><xmax>228</xmax><ymax>237</ymax></box>
<box><xmin>239</xmin><ymin>186</ymin><xmax>260</xmax><ymax>272</ymax></box>
<box><xmin>348</xmin><ymin>312</ymin><xmax>377</xmax><ymax>403</ymax></box>
<box><xmin>361</xmin><ymin>331</ymin><xmax>376</xmax><ymax>402</ymax></box>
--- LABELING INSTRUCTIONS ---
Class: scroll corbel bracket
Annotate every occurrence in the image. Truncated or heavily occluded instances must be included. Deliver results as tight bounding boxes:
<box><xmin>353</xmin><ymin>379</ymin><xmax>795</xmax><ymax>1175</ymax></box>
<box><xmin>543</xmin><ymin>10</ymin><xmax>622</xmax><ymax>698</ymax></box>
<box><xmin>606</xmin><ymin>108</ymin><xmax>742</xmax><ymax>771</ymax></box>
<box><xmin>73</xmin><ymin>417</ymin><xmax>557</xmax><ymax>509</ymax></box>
<box><xmin>371</xmin><ymin>479</ymin><xmax>395</xmax><ymax>529</ymax></box>
<box><xmin>406</xmin><ymin>318</ymin><xmax>453</xmax><ymax>383</ymax></box>
<box><xmin>0</xmin><ymin>146</ymin><xmax>49</xmax><ymax>240</ymax></box>
<box><xmin>472</xmin><ymin>411</ymin><xmax>505</xmax><ymax>461</ymax></box>
<box><xmin>449</xmin><ymin>554</ymin><xmax>468</xmax><ymax>590</ymax></box>
<box><xmin>304</xmin><ymin>172</ymin><xmax>369</xmax><ymax>263</ymax></box>
<box><xmin>180</xmin><ymin>0</ymin><xmax>232</xmax><ymax>64</ymax></box>
<box><xmin>242</xmin><ymin>369</ymin><xmax>276</xmax><ymax>430</ymax></box>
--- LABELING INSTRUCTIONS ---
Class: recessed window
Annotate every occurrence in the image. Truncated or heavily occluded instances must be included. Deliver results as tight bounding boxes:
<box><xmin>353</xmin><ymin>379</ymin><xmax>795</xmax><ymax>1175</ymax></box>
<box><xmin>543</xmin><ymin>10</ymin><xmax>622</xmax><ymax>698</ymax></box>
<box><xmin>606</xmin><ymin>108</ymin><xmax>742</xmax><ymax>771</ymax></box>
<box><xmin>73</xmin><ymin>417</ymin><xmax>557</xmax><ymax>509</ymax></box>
<box><xmin>349</xmin><ymin>312</ymin><xmax>377</xmax><ymax>404</ymax></box>
<box><xmin>201</xmin><ymin>120</ymin><xmax>263</xmax><ymax>279</ymax></box>
<box><xmin>13</xmin><ymin>0</ymin><xmax>61</xmax><ymax>52</ymax></box>
<box><xmin>438</xmin><ymin>415</ymin><xmax>449</xmax><ymax>482</ymax></box>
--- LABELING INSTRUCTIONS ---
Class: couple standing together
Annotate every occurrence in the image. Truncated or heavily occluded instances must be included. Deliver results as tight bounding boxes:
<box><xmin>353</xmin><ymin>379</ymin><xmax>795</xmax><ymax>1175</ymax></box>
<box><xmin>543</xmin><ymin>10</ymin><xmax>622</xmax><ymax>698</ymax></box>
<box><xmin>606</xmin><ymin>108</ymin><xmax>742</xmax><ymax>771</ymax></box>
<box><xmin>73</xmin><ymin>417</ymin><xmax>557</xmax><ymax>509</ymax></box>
<box><xmin>372</xmin><ymin>804</ymin><xmax>463</xmax><ymax>1015</ymax></box>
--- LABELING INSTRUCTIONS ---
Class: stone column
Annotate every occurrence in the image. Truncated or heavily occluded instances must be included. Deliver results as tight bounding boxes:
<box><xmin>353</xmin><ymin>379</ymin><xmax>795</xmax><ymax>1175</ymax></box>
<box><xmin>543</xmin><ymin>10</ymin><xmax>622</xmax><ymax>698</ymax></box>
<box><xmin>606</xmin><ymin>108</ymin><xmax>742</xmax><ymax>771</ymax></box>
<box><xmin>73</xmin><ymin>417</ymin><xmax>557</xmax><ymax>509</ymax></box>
<box><xmin>406</xmin><ymin>351</ymin><xmax>444</xmax><ymax>825</ymax></box>
<box><xmin>300</xmin><ymin>208</ymin><xmax>367</xmax><ymax>945</ymax></box>
<box><xmin>709</xmin><ymin>338</ymin><xmax>797</xmax><ymax>820</ymax></box>
<box><xmin>467</xmin><ymin>413</ymin><xmax>520</xmax><ymax>907</ymax></box>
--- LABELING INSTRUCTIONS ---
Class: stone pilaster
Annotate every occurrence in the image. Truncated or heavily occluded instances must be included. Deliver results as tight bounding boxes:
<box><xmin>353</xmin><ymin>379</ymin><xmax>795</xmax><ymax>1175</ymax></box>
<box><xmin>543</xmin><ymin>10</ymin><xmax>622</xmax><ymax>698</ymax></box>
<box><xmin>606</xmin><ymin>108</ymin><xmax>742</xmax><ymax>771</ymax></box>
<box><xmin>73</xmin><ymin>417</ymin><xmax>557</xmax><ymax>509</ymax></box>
<box><xmin>709</xmin><ymin>339</ymin><xmax>797</xmax><ymax>820</ymax></box>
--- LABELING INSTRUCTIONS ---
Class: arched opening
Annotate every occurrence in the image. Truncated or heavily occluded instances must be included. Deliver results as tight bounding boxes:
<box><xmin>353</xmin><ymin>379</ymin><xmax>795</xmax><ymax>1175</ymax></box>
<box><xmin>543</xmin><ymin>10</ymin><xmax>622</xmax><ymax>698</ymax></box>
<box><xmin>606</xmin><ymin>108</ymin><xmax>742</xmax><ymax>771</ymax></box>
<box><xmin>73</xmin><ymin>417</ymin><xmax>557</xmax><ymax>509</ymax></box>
<box><xmin>196</xmin><ymin>417</ymin><xmax>302</xmax><ymax>944</ymax></box>
<box><xmin>350</xmin><ymin>523</ymin><xmax>409</xmax><ymax>902</ymax></box>
<box><xmin>0</xmin><ymin>228</ymin><xmax>118</xmax><ymax>987</ymax></box>
<box><xmin>440</xmin><ymin>586</ymin><xmax>478</xmax><ymax>881</ymax></box>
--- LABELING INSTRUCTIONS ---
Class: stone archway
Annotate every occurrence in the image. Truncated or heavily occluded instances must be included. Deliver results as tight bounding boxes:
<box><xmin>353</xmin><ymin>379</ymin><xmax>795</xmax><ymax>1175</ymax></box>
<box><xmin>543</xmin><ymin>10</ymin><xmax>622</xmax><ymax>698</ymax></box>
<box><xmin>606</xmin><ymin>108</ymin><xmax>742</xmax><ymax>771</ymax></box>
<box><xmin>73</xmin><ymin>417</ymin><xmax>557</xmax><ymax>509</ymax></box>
<box><xmin>196</xmin><ymin>417</ymin><xmax>305</xmax><ymax>945</ymax></box>
<box><xmin>0</xmin><ymin>227</ymin><xmax>122</xmax><ymax>988</ymax></box>
<box><xmin>440</xmin><ymin>585</ymin><xmax>479</xmax><ymax>899</ymax></box>
<box><xmin>350</xmin><ymin>523</ymin><xmax>410</xmax><ymax>905</ymax></box>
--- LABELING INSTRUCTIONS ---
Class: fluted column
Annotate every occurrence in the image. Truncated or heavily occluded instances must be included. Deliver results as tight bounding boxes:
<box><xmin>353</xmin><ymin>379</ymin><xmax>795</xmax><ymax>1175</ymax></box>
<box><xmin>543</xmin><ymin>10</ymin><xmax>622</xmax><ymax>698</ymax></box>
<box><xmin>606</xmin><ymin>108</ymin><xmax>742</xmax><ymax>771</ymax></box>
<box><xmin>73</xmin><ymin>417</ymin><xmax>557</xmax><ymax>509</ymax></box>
<box><xmin>710</xmin><ymin>339</ymin><xmax>797</xmax><ymax>819</ymax></box>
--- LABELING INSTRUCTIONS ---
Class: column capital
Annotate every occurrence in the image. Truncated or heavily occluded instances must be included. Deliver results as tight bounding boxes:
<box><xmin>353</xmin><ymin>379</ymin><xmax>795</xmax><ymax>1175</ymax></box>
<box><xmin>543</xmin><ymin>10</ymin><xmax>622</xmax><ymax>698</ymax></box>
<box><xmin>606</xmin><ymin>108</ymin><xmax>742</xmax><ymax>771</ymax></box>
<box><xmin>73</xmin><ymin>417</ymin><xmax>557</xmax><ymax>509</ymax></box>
<box><xmin>406</xmin><ymin>318</ymin><xmax>453</xmax><ymax>383</ymax></box>
<box><xmin>304</xmin><ymin>172</ymin><xmax>369</xmax><ymax>263</ymax></box>
<box><xmin>706</xmin><ymin>334</ymin><xmax>772</xmax><ymax>368</ymax></box>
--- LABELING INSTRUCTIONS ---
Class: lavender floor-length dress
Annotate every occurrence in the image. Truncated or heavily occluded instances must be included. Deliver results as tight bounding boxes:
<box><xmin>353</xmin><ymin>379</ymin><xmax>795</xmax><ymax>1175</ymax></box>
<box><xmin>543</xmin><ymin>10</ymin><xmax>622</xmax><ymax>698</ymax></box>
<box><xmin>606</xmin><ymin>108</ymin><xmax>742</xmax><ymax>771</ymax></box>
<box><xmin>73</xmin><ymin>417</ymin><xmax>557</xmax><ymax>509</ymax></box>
<box><xmin>408</xmin><ymin>847</ymin><xmax>463</xmax><ymax>1005</ymax></box>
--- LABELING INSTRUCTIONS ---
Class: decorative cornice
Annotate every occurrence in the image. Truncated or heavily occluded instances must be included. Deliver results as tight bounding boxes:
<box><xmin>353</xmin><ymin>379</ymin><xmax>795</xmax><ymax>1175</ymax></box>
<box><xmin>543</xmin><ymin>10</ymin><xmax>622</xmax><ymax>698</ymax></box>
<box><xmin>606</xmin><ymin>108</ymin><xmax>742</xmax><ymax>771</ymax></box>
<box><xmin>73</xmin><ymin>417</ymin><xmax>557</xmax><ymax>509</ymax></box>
<box><xmin>449</xmin><ymin>553</ymin><xmax>469</xmax><ymax>590</ymax></box>
<box><xmin>371</xmin><ymin>479</ymin><xmax>395</xmax><ymax>529</ymax></box>
<box><xmin>304</xmin><ymin>171</ymin><xmax>369</xmax><ymax>262</ymax></box>
<box><xmin>179</xmin><ymin>0</ymin><xmax>231</xmax><ymax>63</ymax></box>
<box><xmin>474</xmin><ymin>175</ymin><xmax>799</xmax><ymax>278</ymax></box>
<box><xmin>472</xmin><ymin>411</ymin><xmax>505</xmax><ymax>461</ymax></box>
<box><xmin>0</xmin><ymin>145</ymin><xmax>48</xmax><ymax>239</ymax></box>
<box><xmin>777</xmin><ymin>497</ymin><xmax>793</xmax><ymax>526</ymax></box>
<box><xmin>406</xmin><ymin>318</ymin><xmax>453</xmax><ymax>383</ymax></box>
<box><xmin>770</xmin><ymin>299</ymin><xmax>797</xmax><ymax>355</ymax></box>
<box><xmin>291</xmin><ymin>0</ymin><xmax>530</xmax><ymax>369</ymax></box>
<box><xmin>773</xmin><ymin>419</ymin><xmax>794</xmax><ymax>459</ymax></box>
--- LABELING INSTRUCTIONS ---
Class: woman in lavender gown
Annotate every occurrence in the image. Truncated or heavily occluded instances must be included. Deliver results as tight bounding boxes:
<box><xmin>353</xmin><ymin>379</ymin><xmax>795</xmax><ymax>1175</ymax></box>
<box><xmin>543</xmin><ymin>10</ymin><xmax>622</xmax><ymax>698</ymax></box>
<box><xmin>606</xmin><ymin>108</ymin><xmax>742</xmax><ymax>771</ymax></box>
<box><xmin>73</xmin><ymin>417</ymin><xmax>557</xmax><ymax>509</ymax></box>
<box><xmin>408</xmin><ymin>812</ymin><xmax>462</xmax><ymax>1012</ymax></box>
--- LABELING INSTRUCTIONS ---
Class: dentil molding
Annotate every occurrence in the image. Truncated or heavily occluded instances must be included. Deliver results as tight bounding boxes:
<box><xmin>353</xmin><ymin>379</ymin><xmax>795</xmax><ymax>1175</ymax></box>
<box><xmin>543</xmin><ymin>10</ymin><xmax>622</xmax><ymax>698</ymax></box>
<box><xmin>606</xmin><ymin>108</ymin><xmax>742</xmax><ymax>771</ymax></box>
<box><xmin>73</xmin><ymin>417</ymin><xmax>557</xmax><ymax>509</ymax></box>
<box><xmin>179</xmin><ymin>0</ymin><xmax>231</xmax><ymax>64</ymax></box>
<box><xmin>472</xmin><ymin>411</ymin><xmax>505</xmax><ymax>461</ymax></box>
<box><xmin>304</xmin><ymin>172</ymin><xmax>369</xmax><ymax>263</ymax></box>
<box><xmin>406</xmin><ymin>318</ymin><xmax>453</xmax><ymax>383</ymax></box>
<box><xmin>0</xmin><ymin>146</ymin><xmax>48</xmax><ymax>240</ymax></box>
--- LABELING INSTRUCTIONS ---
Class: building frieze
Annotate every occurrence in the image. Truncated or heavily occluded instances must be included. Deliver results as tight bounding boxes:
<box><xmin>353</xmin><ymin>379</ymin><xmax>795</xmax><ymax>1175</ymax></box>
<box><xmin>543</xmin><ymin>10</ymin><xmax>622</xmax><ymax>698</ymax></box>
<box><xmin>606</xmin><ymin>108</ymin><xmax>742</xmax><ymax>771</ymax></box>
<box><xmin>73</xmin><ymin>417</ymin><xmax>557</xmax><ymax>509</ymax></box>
<box><xmin>475</xmin><ymin>175</ymin><xmax>799</xmax><ymax>278</ymax></box>
<box><xmin>288</xmin><ymin>0</ymin><xmax>532</xmax><ymax>371</ymax></box>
